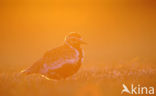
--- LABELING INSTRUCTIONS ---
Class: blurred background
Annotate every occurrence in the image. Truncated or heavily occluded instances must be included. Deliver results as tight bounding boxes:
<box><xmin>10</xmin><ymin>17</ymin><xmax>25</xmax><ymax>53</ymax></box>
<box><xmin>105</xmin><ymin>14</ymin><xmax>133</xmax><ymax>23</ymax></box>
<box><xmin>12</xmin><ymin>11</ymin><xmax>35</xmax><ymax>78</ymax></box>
<box><xmin>0</xmin><ymin>0</ymin><xmax>156</xmax><ymax>72</ymax></box>
<box><xmin>1</xmin><ymin>1</ymin><xmax>156</xmax><ymax>96</ymax></box>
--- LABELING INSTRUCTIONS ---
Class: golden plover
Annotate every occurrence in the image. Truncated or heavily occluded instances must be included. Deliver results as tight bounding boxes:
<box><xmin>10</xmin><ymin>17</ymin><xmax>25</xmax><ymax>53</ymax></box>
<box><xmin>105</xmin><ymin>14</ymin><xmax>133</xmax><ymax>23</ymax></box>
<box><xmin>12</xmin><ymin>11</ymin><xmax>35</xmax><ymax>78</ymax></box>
<box><xmin>21</xmin><ymin>32</ymin><xmax>86</xmax><ymax>80</ymax></box>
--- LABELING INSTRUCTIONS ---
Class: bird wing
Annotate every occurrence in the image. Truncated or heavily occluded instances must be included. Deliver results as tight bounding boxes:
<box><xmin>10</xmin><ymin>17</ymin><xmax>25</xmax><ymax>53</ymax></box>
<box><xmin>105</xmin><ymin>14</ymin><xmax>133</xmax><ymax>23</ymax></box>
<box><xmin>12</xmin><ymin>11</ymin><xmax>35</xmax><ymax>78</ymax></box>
<box><xmin>41</xmin><ymin>45</ymin><xmax>79</xmax><ymax>72</ymax></box>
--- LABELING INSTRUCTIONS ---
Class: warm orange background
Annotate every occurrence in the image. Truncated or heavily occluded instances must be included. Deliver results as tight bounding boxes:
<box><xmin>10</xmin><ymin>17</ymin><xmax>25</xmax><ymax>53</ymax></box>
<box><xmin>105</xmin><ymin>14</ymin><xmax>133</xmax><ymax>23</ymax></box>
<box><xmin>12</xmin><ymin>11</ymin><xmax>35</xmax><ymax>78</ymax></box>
<box><xmin>0</xmin><ymin>0</ymin><xmax>156</xmax><ymax>72</ymax></box>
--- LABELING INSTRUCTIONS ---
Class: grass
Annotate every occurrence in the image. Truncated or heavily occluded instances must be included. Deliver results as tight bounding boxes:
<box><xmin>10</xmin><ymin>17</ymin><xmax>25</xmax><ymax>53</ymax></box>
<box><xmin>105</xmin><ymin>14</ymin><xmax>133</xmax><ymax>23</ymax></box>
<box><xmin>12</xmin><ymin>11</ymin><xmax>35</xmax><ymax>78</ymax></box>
<box><xmin>0</xmin><ymin>64</ymin><xmax>156</xmax><ymax>96</ymax></box>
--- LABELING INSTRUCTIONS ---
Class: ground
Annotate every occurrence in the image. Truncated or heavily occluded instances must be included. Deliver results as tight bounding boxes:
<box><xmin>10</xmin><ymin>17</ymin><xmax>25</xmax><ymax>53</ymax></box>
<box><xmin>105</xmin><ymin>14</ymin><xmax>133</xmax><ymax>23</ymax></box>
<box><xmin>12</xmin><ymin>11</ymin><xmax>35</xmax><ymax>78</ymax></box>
<box><xmin>0</xmin><ymin>64</ymin><xmax>156</xmax><ymax>96</ymax></box>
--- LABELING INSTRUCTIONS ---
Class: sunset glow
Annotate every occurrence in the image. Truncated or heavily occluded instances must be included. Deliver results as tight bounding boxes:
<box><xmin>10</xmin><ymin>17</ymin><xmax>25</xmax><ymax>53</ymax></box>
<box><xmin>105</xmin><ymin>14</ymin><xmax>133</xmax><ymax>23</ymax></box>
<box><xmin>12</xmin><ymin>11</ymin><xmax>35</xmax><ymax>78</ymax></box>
<box><xmin>0</xmin><ymin>0</ymin><xmax>156</xmax><ymax>96</ymax></box>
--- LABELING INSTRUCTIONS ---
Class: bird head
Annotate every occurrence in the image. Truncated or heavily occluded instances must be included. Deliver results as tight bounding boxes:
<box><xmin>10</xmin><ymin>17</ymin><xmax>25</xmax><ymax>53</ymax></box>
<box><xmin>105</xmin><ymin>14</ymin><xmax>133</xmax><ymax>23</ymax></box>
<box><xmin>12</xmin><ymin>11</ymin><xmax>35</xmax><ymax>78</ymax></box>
<box><xmin>65</xmin><ymin>32</ymin><xmax>87</xmax><ymax>47</ymax></box>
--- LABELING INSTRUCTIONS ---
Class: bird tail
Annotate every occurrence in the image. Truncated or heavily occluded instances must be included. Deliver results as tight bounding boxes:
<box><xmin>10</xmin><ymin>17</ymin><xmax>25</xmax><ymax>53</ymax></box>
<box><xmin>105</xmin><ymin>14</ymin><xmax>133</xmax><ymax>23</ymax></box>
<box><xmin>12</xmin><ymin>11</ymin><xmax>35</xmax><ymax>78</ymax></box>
<box><xmin>20</xmin><ymin>69</ymin><xmax>31</xmax><ymax>75</ymax></box>
<box><xmin>16</xmin><ymin>67</ymin><xmax>33</xmax><ymax>77</ymax></box>
<box><xmin>17</xmin><ymin>60</ymin><xmax>43</xmax><ymax>77</ymax></box>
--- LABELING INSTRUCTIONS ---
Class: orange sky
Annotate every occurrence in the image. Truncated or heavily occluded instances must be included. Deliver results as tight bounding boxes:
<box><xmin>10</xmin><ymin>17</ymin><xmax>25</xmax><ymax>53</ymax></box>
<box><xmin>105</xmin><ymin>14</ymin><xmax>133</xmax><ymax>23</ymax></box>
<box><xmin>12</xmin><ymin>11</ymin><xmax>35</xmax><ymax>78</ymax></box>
<box><xmin>0</xmin><ymin>0</ymin><xmax>156</xmax><ymax>72</ymax></box>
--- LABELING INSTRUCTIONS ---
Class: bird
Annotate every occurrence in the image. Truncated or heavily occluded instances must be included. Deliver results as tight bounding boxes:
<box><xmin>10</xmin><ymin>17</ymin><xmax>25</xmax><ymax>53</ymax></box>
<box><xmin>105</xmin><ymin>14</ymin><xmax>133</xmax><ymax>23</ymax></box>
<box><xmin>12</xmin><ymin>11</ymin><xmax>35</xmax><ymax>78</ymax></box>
<box><xmin>20</xmin><ymin>32</ymin><xmax>86</xmax><ymax>80</ymax></box>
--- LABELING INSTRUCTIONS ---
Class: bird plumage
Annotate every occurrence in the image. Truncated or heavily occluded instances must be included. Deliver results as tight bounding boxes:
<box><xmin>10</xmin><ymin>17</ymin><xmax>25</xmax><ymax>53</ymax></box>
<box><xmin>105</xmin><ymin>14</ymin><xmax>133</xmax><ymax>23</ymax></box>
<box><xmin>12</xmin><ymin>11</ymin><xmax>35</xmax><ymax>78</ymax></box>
<box><xmin>21</xmin><ymin>32</ymin><xmax>85</xmax><ymax>80</ymax></box>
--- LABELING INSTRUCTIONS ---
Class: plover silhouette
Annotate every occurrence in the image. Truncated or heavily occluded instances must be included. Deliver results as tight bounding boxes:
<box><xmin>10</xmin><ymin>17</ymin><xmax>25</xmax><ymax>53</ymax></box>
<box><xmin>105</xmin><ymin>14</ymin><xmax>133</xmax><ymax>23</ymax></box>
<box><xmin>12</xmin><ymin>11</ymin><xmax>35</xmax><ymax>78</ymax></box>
<box><xmin>21</xmin><ymin>32</ymin><xmax>86</xmax><ymax>80</ymax></box>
